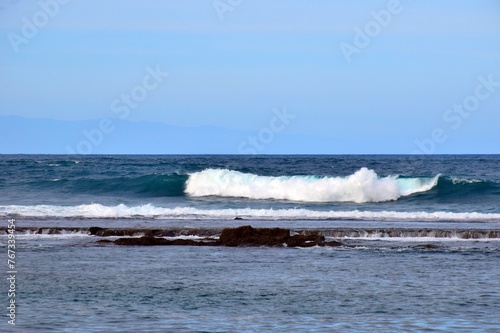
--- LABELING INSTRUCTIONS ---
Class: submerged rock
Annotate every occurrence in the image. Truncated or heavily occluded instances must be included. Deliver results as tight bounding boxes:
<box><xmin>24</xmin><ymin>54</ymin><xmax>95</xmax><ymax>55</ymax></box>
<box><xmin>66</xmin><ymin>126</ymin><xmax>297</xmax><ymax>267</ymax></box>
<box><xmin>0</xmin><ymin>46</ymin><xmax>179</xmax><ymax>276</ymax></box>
<box><xmin>413</xmin><ymin>244</ymin><xmax>441</xmax><ymax>250</ymax></box>
<box><xmin>96</xmin><ymin>239</ymin><xmax>113</xmax><ymax>244</ymax></box>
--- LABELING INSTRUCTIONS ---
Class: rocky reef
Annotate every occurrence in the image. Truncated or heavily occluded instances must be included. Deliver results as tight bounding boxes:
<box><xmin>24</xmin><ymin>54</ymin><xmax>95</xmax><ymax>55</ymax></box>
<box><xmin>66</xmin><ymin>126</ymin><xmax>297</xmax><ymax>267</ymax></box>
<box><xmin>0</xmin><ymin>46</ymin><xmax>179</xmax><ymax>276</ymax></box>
<box><xmin>98</xmin><ymin>225</ymin><xmax>343</xmax><ymax>248</ymax></box>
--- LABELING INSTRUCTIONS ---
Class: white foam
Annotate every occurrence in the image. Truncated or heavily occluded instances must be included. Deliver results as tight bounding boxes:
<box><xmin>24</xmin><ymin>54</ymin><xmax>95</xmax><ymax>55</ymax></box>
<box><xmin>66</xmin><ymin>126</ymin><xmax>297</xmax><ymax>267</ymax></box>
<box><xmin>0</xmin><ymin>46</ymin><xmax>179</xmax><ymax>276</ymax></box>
<box><xmin>451</xmin><ymin>177</ymin><xmax>483</xmax><ymax>185</ymax></box>
<box><xmin>185</xmin><ymin>168</ymin><xmax>438</xmax><ymax>203</ymax></box>
<box><xmin>0</xmin><ymin>232</ymin><xmax>90</xmax><ymax>240</ymax></box>
<box><xmin>1</xmin><ymin>204</ymin><xmax>500</xmax><ymax>222</ymax></box>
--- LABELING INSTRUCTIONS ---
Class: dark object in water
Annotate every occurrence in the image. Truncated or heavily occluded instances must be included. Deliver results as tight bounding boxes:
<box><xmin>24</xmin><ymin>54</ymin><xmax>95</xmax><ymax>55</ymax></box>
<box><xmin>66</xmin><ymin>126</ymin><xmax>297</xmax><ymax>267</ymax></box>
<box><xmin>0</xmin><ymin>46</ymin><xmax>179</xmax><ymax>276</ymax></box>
<box><xmin>111</xmin><ymin>225</ymin><xmax>343</xmax><ymax>248</ymax></box>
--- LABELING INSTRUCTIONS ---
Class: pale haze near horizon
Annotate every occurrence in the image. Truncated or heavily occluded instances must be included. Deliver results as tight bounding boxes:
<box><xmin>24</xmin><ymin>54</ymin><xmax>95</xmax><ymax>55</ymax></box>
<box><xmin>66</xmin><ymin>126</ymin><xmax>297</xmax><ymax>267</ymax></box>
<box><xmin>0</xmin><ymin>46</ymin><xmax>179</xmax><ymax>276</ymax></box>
<box><xmin>1</xmin><ymin>0</ymin><xmax>499</xmax><ymax>154</ymax></box>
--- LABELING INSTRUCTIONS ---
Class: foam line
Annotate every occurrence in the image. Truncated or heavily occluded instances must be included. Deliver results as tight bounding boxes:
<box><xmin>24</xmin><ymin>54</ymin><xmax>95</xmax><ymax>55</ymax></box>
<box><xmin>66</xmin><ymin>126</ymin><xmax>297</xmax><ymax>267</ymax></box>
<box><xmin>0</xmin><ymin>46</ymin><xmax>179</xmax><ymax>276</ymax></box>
<box><xmin>2</xmin><ymin>204</ymin><xmax>499</xmax><ymax>222</ymax></box>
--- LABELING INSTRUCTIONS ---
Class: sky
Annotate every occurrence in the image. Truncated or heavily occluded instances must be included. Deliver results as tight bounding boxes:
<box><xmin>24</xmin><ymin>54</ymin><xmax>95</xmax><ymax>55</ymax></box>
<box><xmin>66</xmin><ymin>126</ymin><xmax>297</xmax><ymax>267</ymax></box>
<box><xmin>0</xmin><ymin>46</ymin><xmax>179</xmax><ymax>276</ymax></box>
<box><xmin>1</xmin><ymin>0</ymin><xmax>500</xmax><ymax>154</ymax></box>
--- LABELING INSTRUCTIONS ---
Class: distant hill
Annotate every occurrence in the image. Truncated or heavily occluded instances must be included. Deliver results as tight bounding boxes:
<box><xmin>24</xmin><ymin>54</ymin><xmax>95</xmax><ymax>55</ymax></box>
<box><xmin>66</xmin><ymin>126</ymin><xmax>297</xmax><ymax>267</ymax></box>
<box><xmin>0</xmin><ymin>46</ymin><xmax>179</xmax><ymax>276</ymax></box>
<box><xmin>0</xmin><ymin>115</ymin><xmax>327</xmax><ymax>154</ymax></box>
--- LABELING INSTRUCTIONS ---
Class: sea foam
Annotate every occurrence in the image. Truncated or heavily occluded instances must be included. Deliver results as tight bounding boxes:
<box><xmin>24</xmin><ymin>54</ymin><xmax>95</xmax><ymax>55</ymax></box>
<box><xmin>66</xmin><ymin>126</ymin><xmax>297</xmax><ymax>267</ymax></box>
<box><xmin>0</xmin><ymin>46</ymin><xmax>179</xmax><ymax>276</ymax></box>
<box><xmin>2</xmin><ymin>204</ymin><xmax>500</xmax><ymax>222</ymax></box>
<box><xmin>185</xmin><ymin>168</ymin><xmax>438</xmax><ymax>203</ymax></box>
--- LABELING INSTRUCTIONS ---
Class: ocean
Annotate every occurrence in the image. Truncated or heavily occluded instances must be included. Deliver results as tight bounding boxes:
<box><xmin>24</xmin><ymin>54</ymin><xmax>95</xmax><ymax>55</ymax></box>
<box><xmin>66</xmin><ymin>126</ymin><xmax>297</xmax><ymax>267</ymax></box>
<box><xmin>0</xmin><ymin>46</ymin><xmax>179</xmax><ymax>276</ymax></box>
<box><xmin>1</xmin><ymin>155</ymin><xmax>500</xmax><ymax>332</ymax></box>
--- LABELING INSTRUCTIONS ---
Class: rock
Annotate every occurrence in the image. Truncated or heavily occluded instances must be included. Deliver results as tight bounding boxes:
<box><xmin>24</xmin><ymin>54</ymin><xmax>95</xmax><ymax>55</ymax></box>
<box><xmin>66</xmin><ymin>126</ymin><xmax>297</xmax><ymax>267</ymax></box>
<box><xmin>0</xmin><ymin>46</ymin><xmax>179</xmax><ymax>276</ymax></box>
<box><xmin>157</xmin><ymin>230</ymin><xmax>177</xmax><ymax>237</ymax></box>
<box><xmin>170</xmin><ymin>239</ymin><xmax>217</xmax><ymax>246</ymax></box>
<box><xmin>324</xmin><ymin>240</ymin><xmax>343</xmax><ymax>247</ymax></box>
<box><xmin>102</xmin><ymin>229</ymin><xmax>156</xmax><ymax>237</ymax></box>
<box><xmin>88</xmin><ymin>227</ymin><xmax>105</xmax><ymax>236</ymax></box>
<box><xmin>286</xmin><ymin>234</ymin><xmax>325</xmax><ymax>247</ymax></box>
<box><xmin>88</xmin><ymin>228</ymin><xmax>162</xmax><ymax>237</ymax></box>
<box><xmin>113</xmin><ymin>236</ymin><xmax>217</xmax><ymax>246</ymax></box>
<box><xmin>114</xmin><ymin>236</ymin><xmax>170</xmax><ymax>246</ymax></box>
<box><xmin>219</xmin><ymin>225</ymin><xmax>290</xmax><ymax>247</ymax></box>
<box><xmin>218</xmin><ymin>226</ymin><xmax>341</xmax><ymax>247</ymax></box>
<box><xmin>109</xmin><ymin>226</ymin><xmax>344</xmax><ymax>248</ymax></box>
<box><xmin>35</xmin><ymin>228</ymin><xmax>61</xmax><ymax>234</ymax></box>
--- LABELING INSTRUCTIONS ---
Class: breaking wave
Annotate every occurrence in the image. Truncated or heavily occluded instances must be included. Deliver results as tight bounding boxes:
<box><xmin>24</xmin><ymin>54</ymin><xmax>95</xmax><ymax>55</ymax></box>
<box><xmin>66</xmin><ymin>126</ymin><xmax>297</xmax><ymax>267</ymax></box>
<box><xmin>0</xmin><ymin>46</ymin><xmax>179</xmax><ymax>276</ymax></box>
<box><xmin>186</xmin><ymin>168</ymin><xmax>439</xmax><ymax>203</ymax></box>
<box><xmin>9</xmin><ymin>167</ymin><xmax>498</xmax><ymax>204</ymax></box>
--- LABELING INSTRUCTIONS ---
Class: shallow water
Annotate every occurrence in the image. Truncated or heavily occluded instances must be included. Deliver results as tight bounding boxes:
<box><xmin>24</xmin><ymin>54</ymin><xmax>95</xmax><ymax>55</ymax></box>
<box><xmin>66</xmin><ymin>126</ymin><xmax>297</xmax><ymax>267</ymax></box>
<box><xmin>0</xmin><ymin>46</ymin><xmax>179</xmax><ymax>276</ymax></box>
<box><xmin>15</xmin><ymin>244</ymin><xmax>500</xmax><ymax>332</ymax></box>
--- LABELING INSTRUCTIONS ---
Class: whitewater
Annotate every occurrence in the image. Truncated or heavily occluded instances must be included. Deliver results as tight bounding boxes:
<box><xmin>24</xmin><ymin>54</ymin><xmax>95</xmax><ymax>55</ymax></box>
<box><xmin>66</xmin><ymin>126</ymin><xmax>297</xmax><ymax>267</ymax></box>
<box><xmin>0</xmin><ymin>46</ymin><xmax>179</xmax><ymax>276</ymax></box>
<box><xmin>3</xmin><ymin>203</ymin><xmax>500</xmax><ymax>222</ymax></box>
<box><xmin>185</xmin><ymin>167</ymin><xmax>439</xmax><ymax>203</ymax></box>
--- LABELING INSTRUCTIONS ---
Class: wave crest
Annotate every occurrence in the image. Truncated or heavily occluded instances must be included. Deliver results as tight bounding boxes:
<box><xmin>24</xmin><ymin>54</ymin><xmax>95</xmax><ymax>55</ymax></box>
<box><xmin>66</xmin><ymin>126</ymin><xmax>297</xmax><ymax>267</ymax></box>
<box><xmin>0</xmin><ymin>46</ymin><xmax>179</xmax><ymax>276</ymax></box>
<box><xmin>185</xmin><ymin>168</ymin><xmax>438</xmax><ymax>203</ymax></box>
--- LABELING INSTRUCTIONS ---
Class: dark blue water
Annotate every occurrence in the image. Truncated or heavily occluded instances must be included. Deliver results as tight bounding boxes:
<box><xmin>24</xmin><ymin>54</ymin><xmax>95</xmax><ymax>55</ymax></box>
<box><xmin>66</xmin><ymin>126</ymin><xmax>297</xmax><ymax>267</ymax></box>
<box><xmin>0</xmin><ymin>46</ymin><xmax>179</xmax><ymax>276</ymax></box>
<box><xmin>1</xmin><ymin>155</ymin><xmax>500</xmax><ymax>220</ymax></box>
<box><xmin>1</xmin><ymin>155</ymin><xmax>500</xmax><ymax>332</ymax></box>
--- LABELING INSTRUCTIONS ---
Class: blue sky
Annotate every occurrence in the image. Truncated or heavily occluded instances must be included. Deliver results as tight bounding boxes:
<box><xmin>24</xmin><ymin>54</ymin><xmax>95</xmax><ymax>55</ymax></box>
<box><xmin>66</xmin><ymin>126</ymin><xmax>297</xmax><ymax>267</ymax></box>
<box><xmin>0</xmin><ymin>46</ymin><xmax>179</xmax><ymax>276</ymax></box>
<box><xmin>1</xmin><ymin>0</ymin><xmax>499</xmax><ymax>154</ymax></box>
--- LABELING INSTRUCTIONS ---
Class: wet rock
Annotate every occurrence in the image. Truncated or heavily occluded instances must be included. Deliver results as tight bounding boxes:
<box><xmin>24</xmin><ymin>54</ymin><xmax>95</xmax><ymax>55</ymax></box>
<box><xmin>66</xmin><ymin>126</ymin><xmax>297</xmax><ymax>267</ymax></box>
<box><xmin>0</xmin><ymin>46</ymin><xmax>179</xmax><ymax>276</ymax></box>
<box><xmin>114</xmin><ymin>236</ymin><xmax>169</xmax><ymax>246</ymax></box>
<box><xmin>102</xmin><ymin>229</ymin><xmax>154</xmax><ymax>237</ymax></box>
<box><xmin>113</xmin><ymin>236</ymin><xmax>217</xmax><ymax>246</ymax></box>
<box><xmin>219</xmin><ymin>225</ymin><xmax>290</xmax><ymax>247</ymax></box>
<box><xmin>286</xmin><ymin>234</ymin><xmax>325</xmax><ymax>247</ymax></box>
<box><xmin>324</xmin><ymin>240</ymin><xmax>343</xmax><ymax>247</ymax></box>
<box><xmin>156</xmin><ymin>230</ymin><xmax>177</xmax><ymax>237</ymax></box>
<box><xmin>114</xmin><ymin>236</ymin><xmax>203</xmax><ymax>246</ymax></box>
<box><xmin>218</xmin><ymin>226</ymin><xmax>342</xmax><ymax>247</ymax></box>
<box><xmin>88</xmin><ymin>227</ymin><xmax>106</xmax><ymax>236</ymax></box>
<box><xmin>108</xmin><ymin>226</ymin><xmax>344</xmax><ymax>248</ymax></box>
<box><xmin>35</xmin><ymin>228</ymin><xmax>61</xmax><ymax>235</ymax></box>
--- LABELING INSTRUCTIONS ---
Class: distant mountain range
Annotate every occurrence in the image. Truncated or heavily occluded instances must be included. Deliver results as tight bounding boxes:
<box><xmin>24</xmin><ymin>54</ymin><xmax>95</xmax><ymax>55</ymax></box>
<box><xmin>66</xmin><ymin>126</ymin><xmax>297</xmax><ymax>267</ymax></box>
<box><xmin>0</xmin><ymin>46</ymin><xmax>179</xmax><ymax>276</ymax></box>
<box><xmin>0</xmin><ymin>115</ymin><xmax>327</xmax><ymax>154</ymax></box>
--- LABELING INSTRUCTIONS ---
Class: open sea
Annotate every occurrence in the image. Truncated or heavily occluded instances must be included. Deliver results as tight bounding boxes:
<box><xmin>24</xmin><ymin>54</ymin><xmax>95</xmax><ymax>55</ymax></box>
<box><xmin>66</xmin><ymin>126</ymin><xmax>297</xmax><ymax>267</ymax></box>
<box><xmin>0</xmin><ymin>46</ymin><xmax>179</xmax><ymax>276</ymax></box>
<box><xmin>1</xmin><ymin>154</ymin><xmax>500</xmax><ymax>332</ymax></box>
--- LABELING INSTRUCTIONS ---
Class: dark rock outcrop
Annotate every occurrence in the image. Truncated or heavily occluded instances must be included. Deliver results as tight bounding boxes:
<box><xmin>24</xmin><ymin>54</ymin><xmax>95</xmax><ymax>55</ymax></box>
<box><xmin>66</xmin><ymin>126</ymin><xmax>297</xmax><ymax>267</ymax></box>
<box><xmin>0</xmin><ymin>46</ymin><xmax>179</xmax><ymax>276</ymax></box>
<box><xmin>89</xmin><ymin>228</ymin><xmax>165</xmax><ymax>237</ymax></box>
<box><xmin>218</xmin><ymin>226</ymin><xmax>341</xmax><ymax>248</ymax></box>
<box><xmin>88</xmin><ymin>227</ymin><xmax>105</xmax><ymax>235</ymax></box>
<box><xmin>286</xmin><ymin>233</ymin><xmax>325</xmax><ymax>248</ymax></box>
<box><xmin>219</xmin><ymin>226</ymin><xmax>290</xmax><ymax>247</ymax></box>
<box><xmin>219</xmin><ymin>225</ymin><xmax>342</xmax><ymax>247</ymax></box>
<box><xmin>103</xmin><ymin>225</ymin><xmax>343</xmax><ymax>248</ymax></box>
<box><xmin>114</xmin><ymin>236</ymin><xmax>216</xmax><ymax>246</ymax></box>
